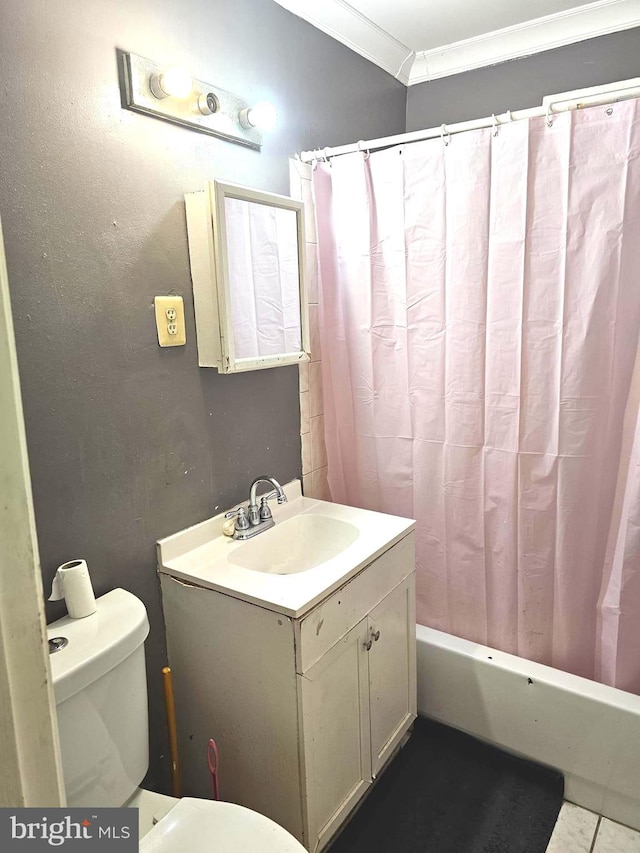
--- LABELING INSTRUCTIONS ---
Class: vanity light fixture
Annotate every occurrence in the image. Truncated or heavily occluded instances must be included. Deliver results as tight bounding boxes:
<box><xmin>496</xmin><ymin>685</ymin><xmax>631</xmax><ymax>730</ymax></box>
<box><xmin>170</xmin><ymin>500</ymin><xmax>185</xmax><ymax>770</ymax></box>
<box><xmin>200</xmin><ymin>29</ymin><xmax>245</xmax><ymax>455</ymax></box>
<box><xmin>119</xmin><ymin>51</ymin><xmax>276</xmax><ymax>150</ymax></box>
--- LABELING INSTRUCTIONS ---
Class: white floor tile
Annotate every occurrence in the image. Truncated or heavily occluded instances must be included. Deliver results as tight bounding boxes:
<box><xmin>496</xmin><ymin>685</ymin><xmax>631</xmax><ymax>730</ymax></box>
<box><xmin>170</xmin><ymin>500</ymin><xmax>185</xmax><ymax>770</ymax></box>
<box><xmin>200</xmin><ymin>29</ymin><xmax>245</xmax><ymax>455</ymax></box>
<box><xmin>546</xmin><ymin>802</ymin><xmax>599</xmax><ymax>853</ymax></box>
<box><xmin>593</xmin><ymin>818</ymin><xmax>640</xmax><ymax>852</ymax></box>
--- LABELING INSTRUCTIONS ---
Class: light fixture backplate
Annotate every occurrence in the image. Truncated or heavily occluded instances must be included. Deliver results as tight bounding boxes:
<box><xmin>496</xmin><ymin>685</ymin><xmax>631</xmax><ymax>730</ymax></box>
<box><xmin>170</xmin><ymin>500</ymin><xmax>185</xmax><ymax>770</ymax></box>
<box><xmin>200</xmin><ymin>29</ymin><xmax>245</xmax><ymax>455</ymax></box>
<box><xmin>120</xmin><ymin>51</ymin><xmax>263</xmax><ymax>150</ymax></box>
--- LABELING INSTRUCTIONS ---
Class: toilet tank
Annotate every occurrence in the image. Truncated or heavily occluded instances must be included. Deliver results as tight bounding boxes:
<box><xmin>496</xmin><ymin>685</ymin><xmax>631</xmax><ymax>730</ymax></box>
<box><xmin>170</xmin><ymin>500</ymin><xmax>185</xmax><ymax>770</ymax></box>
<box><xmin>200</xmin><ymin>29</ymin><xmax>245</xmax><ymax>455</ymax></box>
<box><xmin>47</xmin><ymin>588</ymin><xmax>150</xmax><ymax>807</ymax></box>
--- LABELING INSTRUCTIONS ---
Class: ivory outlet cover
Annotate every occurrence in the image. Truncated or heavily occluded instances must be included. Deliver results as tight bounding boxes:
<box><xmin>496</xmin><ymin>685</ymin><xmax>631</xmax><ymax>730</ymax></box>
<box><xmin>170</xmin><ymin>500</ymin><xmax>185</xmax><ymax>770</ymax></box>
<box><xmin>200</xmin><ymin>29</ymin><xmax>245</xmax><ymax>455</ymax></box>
<box><xmin>154</xmin><ymin>296</ymin><xmax>186</xmax><ymax>347</ymax></box>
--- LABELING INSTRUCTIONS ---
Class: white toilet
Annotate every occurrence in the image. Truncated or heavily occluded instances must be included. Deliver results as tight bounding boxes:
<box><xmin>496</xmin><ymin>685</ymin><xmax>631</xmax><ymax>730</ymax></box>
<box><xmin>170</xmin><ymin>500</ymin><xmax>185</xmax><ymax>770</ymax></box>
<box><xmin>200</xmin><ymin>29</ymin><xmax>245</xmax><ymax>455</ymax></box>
<box><xmin>47</xmin><ymin>587</ymin><xmax>306</xmax><ymax>852</ymax></box>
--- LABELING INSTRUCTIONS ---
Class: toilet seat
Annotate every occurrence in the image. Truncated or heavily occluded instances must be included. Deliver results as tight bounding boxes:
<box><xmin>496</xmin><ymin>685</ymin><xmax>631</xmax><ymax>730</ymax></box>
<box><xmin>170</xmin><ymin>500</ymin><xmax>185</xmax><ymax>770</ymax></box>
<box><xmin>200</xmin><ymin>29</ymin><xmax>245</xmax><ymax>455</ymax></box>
<box><xmin>139</xmin><ymin>797</ymin><xmax>307</xmax><ymax>852</ymax></box>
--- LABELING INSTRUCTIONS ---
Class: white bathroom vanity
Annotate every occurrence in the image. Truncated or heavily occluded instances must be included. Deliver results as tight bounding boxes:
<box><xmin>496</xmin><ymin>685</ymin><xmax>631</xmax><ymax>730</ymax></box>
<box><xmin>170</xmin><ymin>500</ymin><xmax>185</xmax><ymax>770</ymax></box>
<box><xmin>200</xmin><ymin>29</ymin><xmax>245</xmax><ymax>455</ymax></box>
<box><xmin>158</xmin><ymin>482</ymin><xmax>416</xmax><ymax>852</ymax></box>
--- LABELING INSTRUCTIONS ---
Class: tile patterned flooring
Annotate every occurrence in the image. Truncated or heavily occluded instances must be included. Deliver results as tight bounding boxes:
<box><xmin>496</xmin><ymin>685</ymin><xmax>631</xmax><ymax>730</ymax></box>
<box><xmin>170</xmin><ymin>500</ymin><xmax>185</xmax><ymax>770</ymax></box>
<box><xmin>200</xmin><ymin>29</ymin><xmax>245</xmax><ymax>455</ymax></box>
<box><xmin>547</xmin><ymin>802</ymin><xmax>640</xmax><ymax>852</ymax></box>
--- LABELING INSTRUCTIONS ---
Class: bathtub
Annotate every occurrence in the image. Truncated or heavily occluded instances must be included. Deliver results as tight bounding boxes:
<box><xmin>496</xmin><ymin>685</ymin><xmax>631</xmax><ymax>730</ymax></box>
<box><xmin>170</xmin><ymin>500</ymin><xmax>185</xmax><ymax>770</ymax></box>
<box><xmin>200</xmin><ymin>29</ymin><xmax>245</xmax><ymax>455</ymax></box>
<box><xmin>416</xmin><ymin>625</ymin><xmax>640</xmax><ymax>831</ymax></box>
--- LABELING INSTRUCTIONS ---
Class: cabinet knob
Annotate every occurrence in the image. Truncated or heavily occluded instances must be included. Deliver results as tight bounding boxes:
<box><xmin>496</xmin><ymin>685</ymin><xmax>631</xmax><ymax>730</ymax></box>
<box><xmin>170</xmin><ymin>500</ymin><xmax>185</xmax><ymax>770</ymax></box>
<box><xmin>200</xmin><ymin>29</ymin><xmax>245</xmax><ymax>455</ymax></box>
<box><xmin>373</xmin><ymin>629</ymin><xmax>381</xmax><ymax>642</ymax></box>
<box><xmin>364</xmin><ymin>638</ymin><xmax>373</xmax><ymax>651</ymax></box>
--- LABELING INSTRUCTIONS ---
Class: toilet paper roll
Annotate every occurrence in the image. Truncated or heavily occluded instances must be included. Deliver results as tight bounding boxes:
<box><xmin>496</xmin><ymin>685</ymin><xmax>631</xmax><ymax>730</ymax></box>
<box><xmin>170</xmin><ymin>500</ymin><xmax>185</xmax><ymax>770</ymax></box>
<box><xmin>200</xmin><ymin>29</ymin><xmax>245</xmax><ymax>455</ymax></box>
<box><xmin>48</xmin><ymin>559</ymin><xmax>97</xmax><ymax>619</ymax></box>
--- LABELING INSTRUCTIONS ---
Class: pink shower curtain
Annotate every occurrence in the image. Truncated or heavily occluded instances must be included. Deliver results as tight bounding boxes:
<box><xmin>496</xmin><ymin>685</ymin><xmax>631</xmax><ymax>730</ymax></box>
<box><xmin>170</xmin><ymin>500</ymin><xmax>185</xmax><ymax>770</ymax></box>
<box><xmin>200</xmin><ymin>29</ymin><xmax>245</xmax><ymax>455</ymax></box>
<box><xmin>313</xmin><ymin>99</ymin><xmax>640</xmax><ymax>691</ymax></box>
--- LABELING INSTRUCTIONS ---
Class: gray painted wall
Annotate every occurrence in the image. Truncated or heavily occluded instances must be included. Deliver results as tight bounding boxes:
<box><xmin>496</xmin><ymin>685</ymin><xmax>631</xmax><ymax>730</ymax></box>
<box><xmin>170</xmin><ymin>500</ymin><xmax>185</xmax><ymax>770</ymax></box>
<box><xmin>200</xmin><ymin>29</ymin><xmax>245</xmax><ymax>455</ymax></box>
<box><xmin>407</xmin><ymin>28</ymin><xmax>640</xmax><ymax>130</ymax></box>
<box><xmin>0</xmin><ymin>0</ymin><xmax>406</xmax><ymax>792</ymax></box>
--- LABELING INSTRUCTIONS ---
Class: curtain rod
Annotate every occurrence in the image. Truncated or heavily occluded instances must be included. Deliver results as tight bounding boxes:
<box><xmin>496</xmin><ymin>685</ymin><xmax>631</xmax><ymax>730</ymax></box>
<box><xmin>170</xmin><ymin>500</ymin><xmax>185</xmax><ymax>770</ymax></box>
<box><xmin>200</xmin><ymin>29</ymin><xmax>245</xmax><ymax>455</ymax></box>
<box><xmin>298</xmin><ymin>78</ymin><xmax>640</xmax><ymax>163</ymax></box>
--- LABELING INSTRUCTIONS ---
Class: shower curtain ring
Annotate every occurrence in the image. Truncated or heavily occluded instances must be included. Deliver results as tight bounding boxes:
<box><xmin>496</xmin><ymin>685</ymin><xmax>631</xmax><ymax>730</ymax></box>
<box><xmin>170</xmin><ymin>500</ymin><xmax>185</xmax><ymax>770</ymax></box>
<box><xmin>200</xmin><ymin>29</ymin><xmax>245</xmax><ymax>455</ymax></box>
<box><xmin>491</xmin><ymin>114</ymin><xmax>499</xmax><ymax>137</ymax></box>
<box><xmin>322</xmin><ymin>147</ymin><xmax>331</xmax><ymax>163</ymax></box>
<box><xmin>546</xmin><ymin>102</ymin><xmax>554</xmax><ymax>127</ymax></box>
<box><xmin>357</xmin><ymin>140</ymin><xmax>370</xmax><ymax>160</ymax></box>
<box><xmin>440</xmin><ymin>124</ymin><xmax>451</xmax><ymax>147</ymax></box>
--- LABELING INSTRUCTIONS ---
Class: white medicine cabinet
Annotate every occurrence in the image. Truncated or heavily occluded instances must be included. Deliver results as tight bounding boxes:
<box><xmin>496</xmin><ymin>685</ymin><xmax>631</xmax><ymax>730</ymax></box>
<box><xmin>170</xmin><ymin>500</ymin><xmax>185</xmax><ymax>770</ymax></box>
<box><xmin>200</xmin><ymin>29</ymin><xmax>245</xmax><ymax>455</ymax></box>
<box><xmin>185</xmin><ymin>179</ymin><xmax>310</xmax><ymax>372</ymax></box>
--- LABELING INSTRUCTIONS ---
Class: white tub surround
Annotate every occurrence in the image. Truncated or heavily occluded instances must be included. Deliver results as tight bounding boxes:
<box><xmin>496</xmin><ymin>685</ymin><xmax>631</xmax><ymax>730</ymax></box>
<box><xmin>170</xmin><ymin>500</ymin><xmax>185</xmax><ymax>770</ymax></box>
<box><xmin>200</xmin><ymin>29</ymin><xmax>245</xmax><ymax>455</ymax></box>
<box><xmin>417</xmin><ymin>626</ymin><xmax>640</xmax><ymax>832</ymax></box>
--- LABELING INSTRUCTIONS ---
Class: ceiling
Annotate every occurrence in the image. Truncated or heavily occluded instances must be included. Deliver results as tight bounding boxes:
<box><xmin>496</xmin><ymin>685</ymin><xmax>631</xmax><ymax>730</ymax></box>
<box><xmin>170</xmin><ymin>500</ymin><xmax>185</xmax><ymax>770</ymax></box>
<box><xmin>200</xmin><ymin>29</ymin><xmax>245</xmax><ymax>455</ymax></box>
<box><xmin>273</xmin><ymin>0</ymin><xmax>640</xmax><ymax>85</ymax></box>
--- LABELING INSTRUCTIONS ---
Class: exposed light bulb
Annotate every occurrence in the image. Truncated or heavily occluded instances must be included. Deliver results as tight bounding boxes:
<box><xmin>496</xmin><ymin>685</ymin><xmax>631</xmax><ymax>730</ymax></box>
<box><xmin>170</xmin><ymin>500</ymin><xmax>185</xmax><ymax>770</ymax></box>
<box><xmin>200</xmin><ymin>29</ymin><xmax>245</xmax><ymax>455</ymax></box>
<box><xmin>239</xmin><ymin>101</ymin><xmax>277</xmax><ymax>131</ymax></box>
<box><xmin>150</xmin><ymin>66</ymin><xmax>193</xmax><ymax>99</ymax></box>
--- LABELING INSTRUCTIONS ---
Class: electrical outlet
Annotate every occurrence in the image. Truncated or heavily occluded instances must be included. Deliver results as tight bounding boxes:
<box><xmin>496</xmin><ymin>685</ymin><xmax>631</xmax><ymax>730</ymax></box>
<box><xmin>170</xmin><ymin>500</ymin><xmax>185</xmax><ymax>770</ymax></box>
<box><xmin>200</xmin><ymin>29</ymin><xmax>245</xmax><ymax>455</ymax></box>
<box><xmin>154</xmin><ymin>296</ymin><xmax>186</xmax><ymax>347</ymax></box>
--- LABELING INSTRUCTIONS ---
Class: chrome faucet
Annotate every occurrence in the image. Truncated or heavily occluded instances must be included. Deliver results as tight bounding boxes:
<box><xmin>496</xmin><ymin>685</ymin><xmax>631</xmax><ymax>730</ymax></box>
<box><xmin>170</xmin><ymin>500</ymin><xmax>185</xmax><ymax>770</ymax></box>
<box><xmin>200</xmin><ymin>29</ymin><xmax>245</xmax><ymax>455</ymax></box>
<box><xmin>224</xmin><ymin>476</ymin><xmax>288</xmax><ymax>540</ymax></box>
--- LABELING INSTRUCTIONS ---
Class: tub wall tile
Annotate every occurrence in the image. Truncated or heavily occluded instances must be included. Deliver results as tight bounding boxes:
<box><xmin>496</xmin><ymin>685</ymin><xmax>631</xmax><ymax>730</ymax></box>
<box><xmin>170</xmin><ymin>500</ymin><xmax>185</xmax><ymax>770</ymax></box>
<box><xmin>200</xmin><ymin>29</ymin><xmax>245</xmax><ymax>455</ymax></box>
<box><xmin>291</xmin><ymin>158</ymin><xmax>331</xmax><ymax>503</ymax></box>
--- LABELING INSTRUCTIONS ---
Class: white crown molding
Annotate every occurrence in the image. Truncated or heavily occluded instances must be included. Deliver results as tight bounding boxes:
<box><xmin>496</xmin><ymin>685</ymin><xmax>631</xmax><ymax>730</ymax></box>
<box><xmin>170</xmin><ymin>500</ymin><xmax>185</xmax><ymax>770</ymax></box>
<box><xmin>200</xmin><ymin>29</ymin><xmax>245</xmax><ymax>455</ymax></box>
<box><xmin>273</xmin><ymin>0</ymin><xmax>640</xmax><ymax>87</ymax></box>
<box><xmin>409</xmin><ymin>0</ymin><xmax>640</xmax><ymax>85</ymax></box>
<box><xmin>272</xmin><ymin>0</ymin><xmax>414</xmax><ymax>84</ymax></box>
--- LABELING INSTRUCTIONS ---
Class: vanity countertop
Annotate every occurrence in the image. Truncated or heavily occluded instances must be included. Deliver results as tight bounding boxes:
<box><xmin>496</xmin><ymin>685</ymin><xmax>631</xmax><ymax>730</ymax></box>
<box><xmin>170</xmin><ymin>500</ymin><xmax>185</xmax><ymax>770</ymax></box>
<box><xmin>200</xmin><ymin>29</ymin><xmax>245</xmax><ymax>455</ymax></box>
<box><xmin>157</xmin><ymin>481</ymin><xmax>415</xmax><ymax>618</ymax></box>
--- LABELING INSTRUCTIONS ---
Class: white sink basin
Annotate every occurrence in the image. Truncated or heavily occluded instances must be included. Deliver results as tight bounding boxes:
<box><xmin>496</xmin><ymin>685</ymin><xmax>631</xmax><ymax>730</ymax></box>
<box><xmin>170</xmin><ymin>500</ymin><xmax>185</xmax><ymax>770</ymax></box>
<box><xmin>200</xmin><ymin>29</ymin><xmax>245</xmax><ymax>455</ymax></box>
<box><xmin>157</xmin><ymin>481</ymin><xmax>415</xmax><ymax>618</ymax></box>
<box><xmin>229</xmin><ymin>514</ymin><xmax>359</xmax><ymax>574</ymax></box>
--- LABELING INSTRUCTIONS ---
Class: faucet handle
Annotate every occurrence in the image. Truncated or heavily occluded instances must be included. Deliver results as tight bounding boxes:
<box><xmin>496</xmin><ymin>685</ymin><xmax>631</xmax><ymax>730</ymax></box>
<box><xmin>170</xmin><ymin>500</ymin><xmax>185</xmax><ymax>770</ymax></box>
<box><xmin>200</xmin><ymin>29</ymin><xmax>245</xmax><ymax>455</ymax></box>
<box><xmin>259</xmin><ymin>495</ymin><xmax>275</xmax><ymax>521</ymax></box>
<box><xmin>259</xmin><ymin>490</ymin><xmax>287</xmax><ymax>521</ymax></box>
<box><xmin>224</xmin><ymin>506</ymin><xmax>250</xmax><ymax>530</ymax></box>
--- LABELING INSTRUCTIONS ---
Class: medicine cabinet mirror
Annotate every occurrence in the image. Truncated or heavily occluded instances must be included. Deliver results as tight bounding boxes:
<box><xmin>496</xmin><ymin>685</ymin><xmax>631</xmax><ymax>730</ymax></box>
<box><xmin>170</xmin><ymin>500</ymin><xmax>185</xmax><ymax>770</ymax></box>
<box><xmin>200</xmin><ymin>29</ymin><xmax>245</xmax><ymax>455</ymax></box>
<box><xmin>185</xmin><ymin>180</ymin><xmax>310</xmax><ymax>372</ymax></box>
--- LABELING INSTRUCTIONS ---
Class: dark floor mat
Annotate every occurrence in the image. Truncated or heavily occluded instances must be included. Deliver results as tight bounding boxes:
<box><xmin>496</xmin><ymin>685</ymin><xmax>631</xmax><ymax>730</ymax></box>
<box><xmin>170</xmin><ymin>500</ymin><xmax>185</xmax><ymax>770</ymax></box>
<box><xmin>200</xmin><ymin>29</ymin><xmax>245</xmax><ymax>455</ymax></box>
<box><xmin>328</xmin><ymin>716</ymin><xmax>563</xmax><ymax>853</ymax></box>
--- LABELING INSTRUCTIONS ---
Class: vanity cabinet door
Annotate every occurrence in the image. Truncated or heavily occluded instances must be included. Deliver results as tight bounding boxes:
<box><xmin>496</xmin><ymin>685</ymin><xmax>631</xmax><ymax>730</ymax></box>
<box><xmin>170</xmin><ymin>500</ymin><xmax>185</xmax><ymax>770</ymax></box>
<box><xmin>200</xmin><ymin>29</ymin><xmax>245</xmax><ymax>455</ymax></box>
<box><xmin>299</xmin><ymin>618</ymin><xmax>372</xmax><ymax>853</ymax></box>
<box><xmin>368</xmin><ymin>575</ymin><xmax>417</xmax><ymax>778</ymax></box>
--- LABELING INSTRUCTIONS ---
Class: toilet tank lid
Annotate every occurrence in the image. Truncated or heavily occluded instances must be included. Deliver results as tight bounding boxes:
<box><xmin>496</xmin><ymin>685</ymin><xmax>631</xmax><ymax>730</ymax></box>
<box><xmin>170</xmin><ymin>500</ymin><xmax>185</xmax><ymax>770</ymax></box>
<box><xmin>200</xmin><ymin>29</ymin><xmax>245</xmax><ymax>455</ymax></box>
<box><xmin>47</xmin><ymin>588</ymin><xmax>150</xmax><ymax>704</ymax></box>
